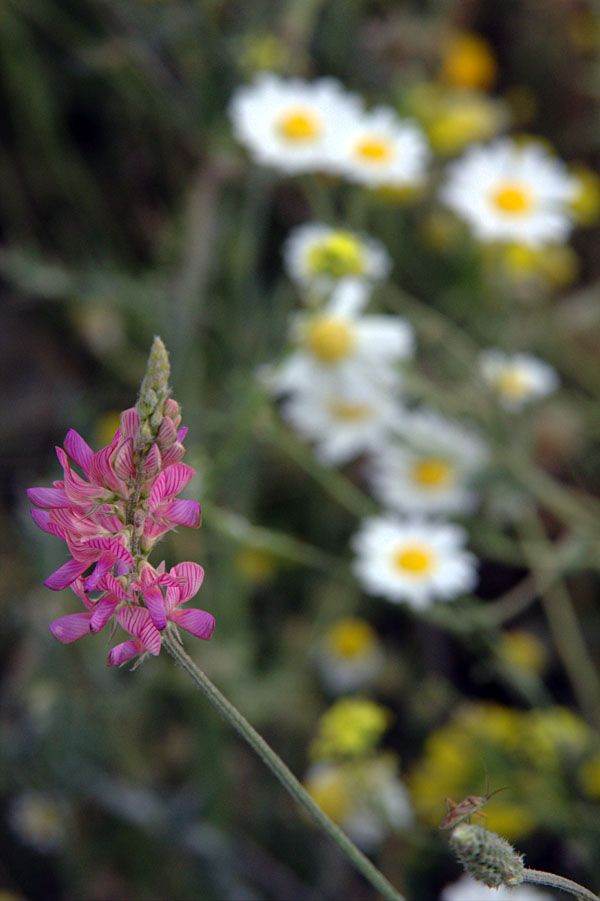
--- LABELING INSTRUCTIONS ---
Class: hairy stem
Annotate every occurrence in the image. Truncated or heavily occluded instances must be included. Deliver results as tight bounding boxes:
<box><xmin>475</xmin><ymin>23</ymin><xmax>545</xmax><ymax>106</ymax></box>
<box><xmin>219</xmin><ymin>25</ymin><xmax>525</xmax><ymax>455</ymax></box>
<box><xmin>522</xmin><ymin>867</ymin><xmax>600</xmax><ymax>901</ymax></box>
<box><xmin>161</xmin><ymin>630</ymin><xmax>405</xmax><ymax>901</ymax></box>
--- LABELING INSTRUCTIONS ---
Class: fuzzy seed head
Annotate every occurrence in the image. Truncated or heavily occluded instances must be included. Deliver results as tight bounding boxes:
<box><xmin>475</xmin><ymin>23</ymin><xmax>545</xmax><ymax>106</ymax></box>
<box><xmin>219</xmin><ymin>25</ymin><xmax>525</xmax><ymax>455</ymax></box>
<box><xmin>449</xmin><ymin>824</ymin><xmax>524</xmax><ymax>888</ymax></box>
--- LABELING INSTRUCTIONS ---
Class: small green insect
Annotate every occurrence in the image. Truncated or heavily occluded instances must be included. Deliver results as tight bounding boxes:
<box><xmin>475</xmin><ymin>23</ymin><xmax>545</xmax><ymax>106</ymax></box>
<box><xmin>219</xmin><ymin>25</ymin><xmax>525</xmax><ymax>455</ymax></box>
<box><xmin>439</xmin><ymin>784</ymin><xmax>509</xmax><ymax>830</ymax></box>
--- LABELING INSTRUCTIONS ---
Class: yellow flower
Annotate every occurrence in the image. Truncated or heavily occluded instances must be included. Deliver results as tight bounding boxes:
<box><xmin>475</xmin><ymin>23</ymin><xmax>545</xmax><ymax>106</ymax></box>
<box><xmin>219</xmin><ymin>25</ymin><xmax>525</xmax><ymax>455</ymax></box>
<box><xmin>496</xmin><ymin>630</ymin><xmax>548</xmax><ymax>676</ymax></box>
<box><xmin>440</xmin><ymin>32</ymin><xmax>497</xmax><ymax>91</ymax></box>
<box><xmin>304</xmin><ymin>764</ymin><xmax>352</xmax><ymax>824</ymax></box>
<box><xmin>495</xmin><ymin>242</ymin><xmax>579</xmax><ymax>291</ymax></box>
<box><xmin>427</xmin><ymin>92</ymin><xmax>508</xmax><ymax>155</ymax></box>
<box><xmin>522</xmin><ymin>708</ymin><xmax>592</xmax><ymax>768</ymax></box>
<box><xmin>485</xmin><ymin>801</ymin><xmax>537</xmax><ymax>840</ymax></box>
<box><xmin>95</xmin><ymin>411</ymin><xmax>122</xmax><ymax>448</ymax></box>
<box><xmin>309</xmin><ymin>697</ymin><xmax>392</xmax><ymax>760</ymax></box>
<box><xmin>324</xmin><ymin>618</ymin><xmax>378</xmax><ymax>661</ymax></box>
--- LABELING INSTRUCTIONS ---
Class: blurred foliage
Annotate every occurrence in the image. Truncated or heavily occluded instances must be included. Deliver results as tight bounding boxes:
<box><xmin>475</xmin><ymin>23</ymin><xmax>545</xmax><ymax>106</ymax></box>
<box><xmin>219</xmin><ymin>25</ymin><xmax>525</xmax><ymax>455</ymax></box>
<box><xmin>2</xmin><ymin>0</ymin><xmax>600</xmax><ymax>899</ymax></box>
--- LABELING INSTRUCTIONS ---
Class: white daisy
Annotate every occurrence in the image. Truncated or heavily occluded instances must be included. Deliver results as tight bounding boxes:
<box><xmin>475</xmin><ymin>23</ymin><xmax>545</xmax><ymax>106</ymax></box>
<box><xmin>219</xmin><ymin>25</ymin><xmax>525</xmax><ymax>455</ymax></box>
<box><xmin>367</xmin><ymin>409</ymin><xmax>487</xmax><ymax>516</ymax></box>
<box><xmin>330</xmin><ymin>105</ymin><xmax>430</xmax><ymax>187</ymax></box>
<box><xmin>478</xmin><ymin>349</ymin><xmax>559</xmax><ymax>410</ymax></box>
<box><xmin>440</xmin><ymin>138</ymin><xmax>579</xmax><ymax>246</ymax></box>
<box><xmin>283</xmin><ymin>222</ymin><xmax>391</xmax><ymax>292</ymax></box>
<box><xmin>440</xmin><ymin>875</ymin><xmax>555</xmax><ymax>901</ymax></box>
<box><xmin>351</xmin><ymin>516</ymin><xmax>477</xmax><ymax>608</ymax></box>
<box><xmin>280</xmin><ymin>380</ymin><xmax>401</xmax><ymax>465</ymax></box>
<box><xmin>228</xmin><ymin>73</ymin><xmax>363</xmax><ymax>175</ymax></box>
<box><xmin>313</xmin><ymin>617</ymin><xmax>385</xmax><ymax>694</ymax></box>
<box><xmin>272</xmin><ymin>283</ymin><xmax>414</xmax><ymax>396</ymax></box>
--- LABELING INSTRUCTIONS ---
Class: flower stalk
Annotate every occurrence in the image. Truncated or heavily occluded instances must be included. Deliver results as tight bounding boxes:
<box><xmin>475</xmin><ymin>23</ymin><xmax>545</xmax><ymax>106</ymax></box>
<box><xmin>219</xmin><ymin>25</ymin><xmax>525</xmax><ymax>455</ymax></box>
<box><xmin>161</xmin><ymin>629</ymin><xmax>405</xmax><ymax>901</ymax></box>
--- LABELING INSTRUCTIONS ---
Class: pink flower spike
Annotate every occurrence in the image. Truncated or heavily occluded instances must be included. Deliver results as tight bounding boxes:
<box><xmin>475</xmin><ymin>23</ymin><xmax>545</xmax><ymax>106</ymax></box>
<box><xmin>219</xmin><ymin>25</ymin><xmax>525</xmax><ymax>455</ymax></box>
<box><xmin>169</xmin><ymin>608</ymin><xmax>215</xmax><ymax>640</ymax></box>
<box><xmin>50</xmin><ymin>612</ymin><xmax>93</xmax><ymax>643</ymax></box>
<box><xmin>89</xmin><ymin>446</ymin><xmax>126</xmax><ymax>494</ymax></box>
<box><xmin>108</xmin><ymin>639</ymin><xmax>143</xmax><ymax>666</ymax></box>
<box><xmin>27</xmin><ymin>486</ymin><xmax>70</xmax><ymax>508</ymax></box>
<box><xmin>45</xmin><ymin>557</ymin><xmax>90</xmax><ymax>590</ymax></box>
<box><xmin>163</xmin><ymin>499</ymin><xmax>201</xmax><ymax>529</ymax></box>
<box><xmin>84</xmin><ymin>536</ymin><xmax>134</xmax><ymax>566</ymax></box>
<box><xmin>64</xmin><ymin>430</ymin><xmax>94</xmax><ymax>477</ymax></box>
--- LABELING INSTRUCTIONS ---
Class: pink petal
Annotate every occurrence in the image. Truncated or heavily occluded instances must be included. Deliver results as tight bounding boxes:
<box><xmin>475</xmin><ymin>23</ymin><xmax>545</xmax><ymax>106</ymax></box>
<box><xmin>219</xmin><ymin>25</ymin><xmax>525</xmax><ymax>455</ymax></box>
<box><xmin>169</xmin><ymin>561</ymin><xmax>205</xmax><ymax>603</ymax></box>
<box><xmin>119</xmin><ymin>408</ymin><xmax>140</xmax><ymax>441</ymax></box>
<box><xmin>45</xmin><ymin>557</ymin><xmax>90</xmax><ymax>590</ymax></box>
<box><xmin>107</xmin><ymin>638</ymin><xmax>143</xmax><ymax>666</ymax></box>
<box><xmin>148</xmin><ymin>464</ymin><xmax>195</xmax><ymax>510</ymax></box>
<box><xmin>142</xmin><ymin>584</ymin><xmax>167</xmax><ymax>631</ymax></box>
<box><xmin>84</xmin><ymin>536</ymin><xmax>134</xmax><ymax>566</ymax></box>
<box><xmin>143</xmin><ymin>443</ymin><xmax>161</xmax><ymax>476</ymax></box>
<box><xmin>49</xmin><ymin>612</ymin><xmax>93</xmax><ymax>643</ymax></box>
<box><xmin>169</xmin><ymin>608</ymin><xmax>215</xmax><ymax>640</ymax></box>
<box><xmin>31</xmin><ymin>510</ymin><xmax>67</xmax><ymax>541</ymax></box>
<box><xmin>161</xmin><ymin>443</ymin><xmax>186</xmax><ymax>467</ymax></box>
<box><xmin>177</xmin><ymin>426</ymin><xmax>188</xmax><ymax>442</ymax></box>
<box><xmin>116</xmin><ymin>606</ymin><xmax>161</xmax><ymax>654</ymax></box>
<box><xmin>89</xmin><ymin>595</ymin><xmax>119</xmax><ymax>633</ymax></box>
<box><xmin>70</xmin><ymin>577</ymin><xmax>95</xmax><ymax>611</ymax></box>
<box><xmin>84</xmin><ymin>553</ymin><xmax>115</xmax><ymax>591</ymax></box>
<box><xmin>113</xmin><ymin>438</ymin><xmax>135</xmax><ymax>480</ymax></box>
<box><xmin>27</xmin><ymin>486</ymin><xmax>70</xmax><ymax>508</ymax></box>
<box><xmin>64</xmin><ymin>430</ymin><xmax>94</xmax><ymax>476</ymax></box>
<box><xmin>89</xmin><ymin>446</ymin><xmax>125</xmax><ymax>494</ymax></box>
<box><xmin>98</xmin><ymin>572</ymin><xmax>129</xmax><ymax>600</ymax></box>
<box><xmin>157</xmin><ymin>416</ymin><xmax>177</xmax><ymax>448</ymax></box>
<box><xmin>163</xmin><ymin>499</ymin><xmax>201</xmax><ymax>529</ymax></box>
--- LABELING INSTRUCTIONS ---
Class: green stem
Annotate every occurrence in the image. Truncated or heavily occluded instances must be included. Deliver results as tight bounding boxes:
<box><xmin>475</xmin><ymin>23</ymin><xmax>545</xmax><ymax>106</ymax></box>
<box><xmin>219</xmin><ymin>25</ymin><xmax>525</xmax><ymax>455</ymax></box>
<box><xmin>161</xmin><ymin>630</ymin><xmax>405</xmax><ymax>901</ymax></box>
<box><xmin>522</xmin><ymin>867</ymin><xmax>600</xmax><ymax>901</ymax></box>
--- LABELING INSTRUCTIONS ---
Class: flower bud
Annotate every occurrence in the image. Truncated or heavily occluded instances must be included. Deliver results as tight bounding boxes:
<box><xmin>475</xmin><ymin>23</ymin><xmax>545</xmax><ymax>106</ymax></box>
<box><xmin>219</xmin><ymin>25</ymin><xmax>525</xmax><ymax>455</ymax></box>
<box><xmin>449</xmin><ymin>824</ymin><xmax>524</xmax><ymax>888</ymax></box>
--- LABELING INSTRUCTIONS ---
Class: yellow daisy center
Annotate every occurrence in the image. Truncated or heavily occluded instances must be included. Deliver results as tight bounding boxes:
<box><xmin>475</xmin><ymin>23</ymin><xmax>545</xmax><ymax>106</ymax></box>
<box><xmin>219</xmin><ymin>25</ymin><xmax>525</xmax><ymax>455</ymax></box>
<box><xmin>306</xmin><ymin>232</ymin><xmax>366</xmax><ymax>278</ymax></box>
<box><xmin>392</xmin><ymin>543</ymin><xmax>435</xmax><ymax>576</ymax></box>
<box><xmin>491</xmin><ymin>181</ymin><xmax>533</xmax><ymax>215</ymax></box>
<box><xmin>304</xmin><ymin>316</ymin><xmax>356</xmax><ymax>363</ymax></box>
<box><xmin>496</xmin><ymin>367</ymin><xmax>530</xmax><ymax>399</ymax></box>
<box><xmin>410</xmin><ymin>457</ymin><xmax>455</xmax><ymax>490</ymax></box>
<box><xmin>276</xmin><ymin>108</ymin><xmax>322</xmax><ymax>142</ymax></box>
<box><xmin>354</xmin><ymin>136</ymin><xmax>394</xmax><ymax>165</ymax></box>
<box><xmin>327</xmin><ymin>400</ymin><xmax>372</xmax><ymax>422</ymax></box>
<box><xmin>325</xmin><ymin>618</ymin><xmax>377</xmax><ymax>659</ymax></box>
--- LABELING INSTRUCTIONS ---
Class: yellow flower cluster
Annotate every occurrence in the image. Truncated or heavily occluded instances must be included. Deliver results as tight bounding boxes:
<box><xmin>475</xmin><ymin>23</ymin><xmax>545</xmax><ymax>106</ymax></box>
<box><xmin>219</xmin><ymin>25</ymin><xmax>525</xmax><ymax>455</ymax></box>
<box><xmin>309</xmin><ymin>697</ymin><xmax>392</xmax><ymax>761</ymax></box>
<box><xmin>409</xmin><ymin>702</ymin><xmax>598</xmax><ymax>839</ymax></box>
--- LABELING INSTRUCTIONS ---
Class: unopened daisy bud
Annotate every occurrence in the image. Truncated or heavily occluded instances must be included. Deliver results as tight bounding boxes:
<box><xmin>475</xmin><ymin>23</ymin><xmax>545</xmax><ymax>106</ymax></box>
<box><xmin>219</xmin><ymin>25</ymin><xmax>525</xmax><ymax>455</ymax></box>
<box><xmin>136</xmin><ymin>336</ymin><xmax>172</xmax><ymax>446</ymax></box>
<box><xmin>450</xmin><ymin>824</ymin><xmax>524</xmax><ymax>888</ymax></box>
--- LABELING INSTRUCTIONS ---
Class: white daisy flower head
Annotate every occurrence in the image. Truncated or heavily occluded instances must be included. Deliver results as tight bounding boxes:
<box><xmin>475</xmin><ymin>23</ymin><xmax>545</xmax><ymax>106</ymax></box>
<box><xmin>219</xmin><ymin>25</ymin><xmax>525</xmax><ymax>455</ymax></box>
<box><xmin>280</xmin><ymin>380</ymin><xmax>402</xmax><ymax>465</ymax></box>
<box><xmin>367</xmin><ymin>409</ymin><xmax>488</xmax><ymax>516</ymax></box>
<box><xmin>440</xmin><ymin>138</ymin><xmax>579</xmax><ymax>246</ymax></box>
<box><xmin>313</xmin><ymin>617</ymin><xmax>385</xmax><ymax>694</ymax></box>
<box><xmin>228</xmin><ymin>73</ymin><xmax>363</xmax><ymax>175</ymax></box>
<box><xmin>351</xmin><ymin>516</ymin><xmax>477</xmax><ymax>608</ymax></box>
<box><xmin>283</xmin><ymin>222</ymin><xmax>391</xmax><ymax>292</ymax></box>
<box><xmin>331</xmin><ymin>105</ymin><xmax>430</xmax><ymax>188</ymax></box>
<box><xmin>440</xmin><ymin>875</ymin><xmax>555</xmax><ymax>901</ymax></box>
<box><xmin>272</xmin><ymin>286</ymin><xmax>415</xmax><ymax>397</ymax></box>
<box><xmin>479</xmin><ymin>349</ymin><xmax>559</xmax><ymax>411</ymax></box>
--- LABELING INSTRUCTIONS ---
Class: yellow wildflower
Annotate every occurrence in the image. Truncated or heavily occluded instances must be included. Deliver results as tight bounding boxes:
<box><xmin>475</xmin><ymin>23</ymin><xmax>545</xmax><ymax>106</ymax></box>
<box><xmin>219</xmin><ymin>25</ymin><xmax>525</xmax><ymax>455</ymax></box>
<box><xmin>309</xmin><ymin>697</ymin><xmax>391</xmax><ymax>760</ymax></box>
<box><xmin>440</xmin><ymin>32</ymin><xmax>497</xmax><ymax>91</ymax></box>
<box><xmin>497</xmin><ymin>630</ymin><xmax>548</xmax><ymax>676</ymax></box>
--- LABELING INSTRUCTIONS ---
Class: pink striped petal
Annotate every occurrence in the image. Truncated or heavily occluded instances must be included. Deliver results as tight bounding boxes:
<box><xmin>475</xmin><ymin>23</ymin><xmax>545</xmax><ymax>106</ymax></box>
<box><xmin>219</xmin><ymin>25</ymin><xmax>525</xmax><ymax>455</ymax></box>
<box><xmin>89</xmin><ymin>595</ymin><xmax>119</xmax><ymax>633</ymax></box>
<box><xmin>160</xmin><ymin>443</ymin><xmax>186</xmax><ymax>467</ymax></box>
<box><xmin>169</xmin><ymin>561</ymin><xmax>205</xmax><ymax>603</ymax></box>
<box><xmin>148</xmin><ymin>464</ymin><xmax>195</xmax><ymax>510</ymax></box>
<box><xmin>64</xmin><ymin>430</ymin><xmax>94</xmax><ymax>476</ymax></box>
<box><xmin>70</xmin><ymin>577</ymin><xmax>95</xmax><ymax>611</ymax></box>
<box><xmin>27</xmin><ymin>486</ymin><xmax>70</xmax><ymax>508</ymax></box>
<box><xmin>89</xmin><ymin>446</ymin><xmax>125</xmax><ymax>494</ymax></box>
<box><xmin>143</xmin><ymin>443</ymin><xmax>162</xmax><ymax>476</ymax></box>
<box><xmin>30</xmin><ymin>509</ymin><xmax>68</xmax><ymax>542</ymax></box>
<box><xmin>84</xmin><ymin>536</ymin><xmax>134</xmax><ymax>566</ymax></box>
<box><xmin>163</xmin><ymin>499</ymin><xmax>201</xmax><ymax>529</ymax></box>
<box><xmin>45</xmin><ymin>557</ymin><xmax>90</xmax><ymax>590</ymax></box>
<box><xmin>98</xmin><ymin>572</ymin><xmax>130</xmax><ymax>600</ymax></box>
<box><xmin>113</xmin><ymin>438</ymin><xmax>135</xmax><ymax>480</ymax></box>
<box><xmin>108</xmin><ymin>639</ymin><xmax>143</xmax><ymax>666</ymax></box>
<box><xmin>157</xmin><ymin>416</ymin><xmax>177</xmax><ymax>448</ymax></box>
<box><xmin>120</xmin><ymin>408</ymin><xmax>140</xmax><ymax>440</ymax></box>
<box><xmin>177</xmin><ymin>427</ymin><xmax>188</xmax><ymax>442</ymax></box>
<box><xmin>169</xmin><ymin>608</ymin><xmax>215</xmax><ymax>640</ymax></box>
<box><xmin>142</xmin><ymin>584</ymin><xmax>167</xmax><ymax>630</ymax></box>
<box><xmin>49</xmin><ymin>613</ymin><xmax>93</xmax><ymax>643</ymax></box>
<box><xmin>84</xmin><ymin>553</ymin><xmax>115</xmax><ymax>591</ymax></box>
<box><xmin>116</xmin><ymin>607</ymin><xmax>161</xmax><ymax>654</ymax></box>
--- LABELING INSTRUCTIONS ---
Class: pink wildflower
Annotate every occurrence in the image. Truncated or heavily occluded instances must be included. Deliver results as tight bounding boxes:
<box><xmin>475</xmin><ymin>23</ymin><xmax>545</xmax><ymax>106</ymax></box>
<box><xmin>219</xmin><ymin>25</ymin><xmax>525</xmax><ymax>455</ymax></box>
<box><xmin>28</xmin><ymin>337</ymin><xmax>214</xmax><ymax>666</ymax></box>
